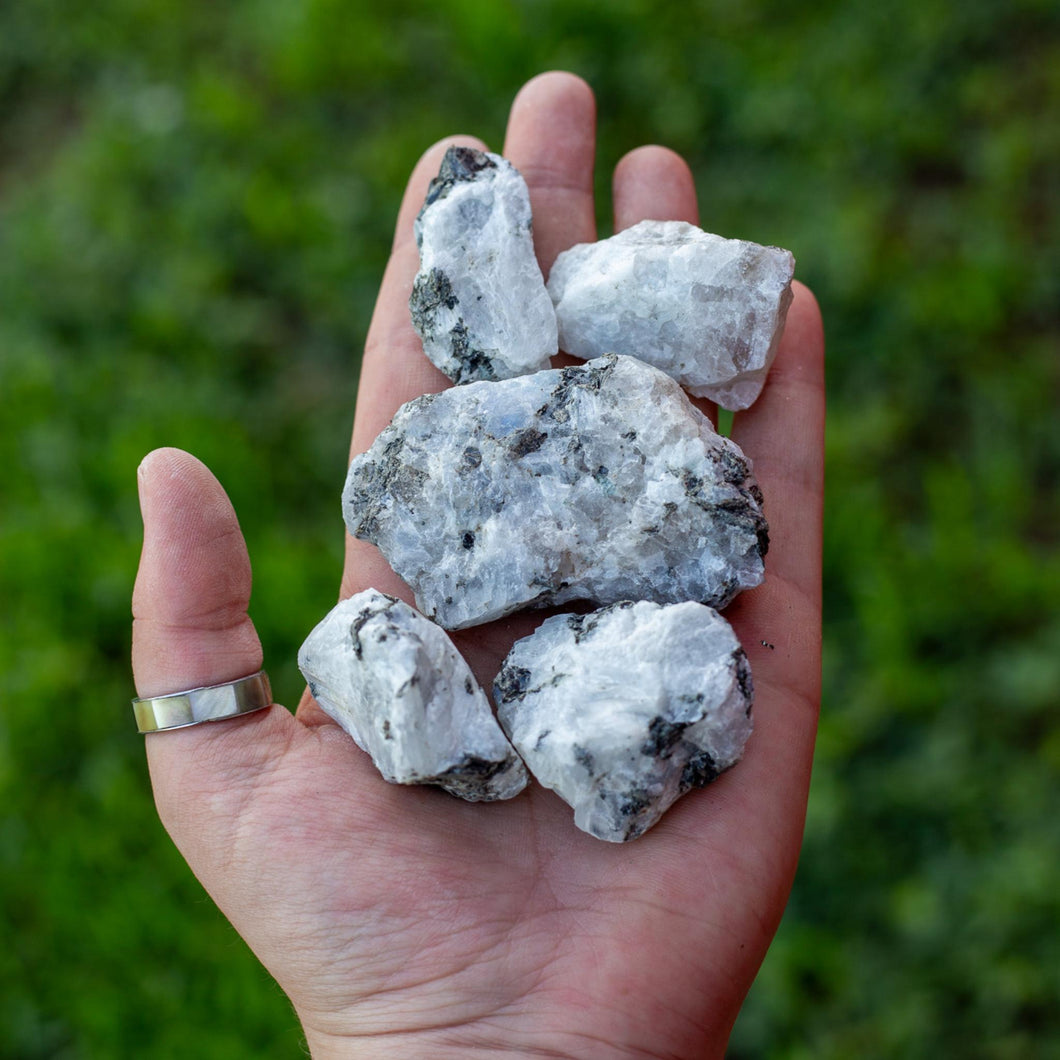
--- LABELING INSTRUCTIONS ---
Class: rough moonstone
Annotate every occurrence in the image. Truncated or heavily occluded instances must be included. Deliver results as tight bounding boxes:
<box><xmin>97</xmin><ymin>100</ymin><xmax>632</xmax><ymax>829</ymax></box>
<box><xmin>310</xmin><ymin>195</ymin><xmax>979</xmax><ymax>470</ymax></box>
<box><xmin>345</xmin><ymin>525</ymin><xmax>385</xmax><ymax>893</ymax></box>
<box><xmin>343</xmin><ymin>354</ymin><xmax>767</xmax><ymax>630</ymax></box>
<box><xmin>409</xmin><ymin>146</ymin><xmax>557</xmax><ymax>384</ymax></box>
<box><xmin>297</xmin><ymin>590</ymin><xmax>527</xmax><ymax>801</ymax></box>
<box><xmin>494</xmin><ymin>600</ymin><xmax>754</xmax><ymax>842</ymax></box>
<box><xmin>547</xmin><ymin>220</ymin><xmax>795</xmax><ymax>410</ymax></box>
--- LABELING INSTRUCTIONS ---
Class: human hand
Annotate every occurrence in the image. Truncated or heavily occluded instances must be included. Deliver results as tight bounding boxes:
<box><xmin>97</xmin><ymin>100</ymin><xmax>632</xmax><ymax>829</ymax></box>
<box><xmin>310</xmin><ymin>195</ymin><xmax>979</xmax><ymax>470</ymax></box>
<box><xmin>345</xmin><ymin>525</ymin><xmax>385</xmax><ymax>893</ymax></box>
<box><xmin>132</xmin><ymin>71</ymin><xmax>824</xmax><ymax>1059</ymax></box>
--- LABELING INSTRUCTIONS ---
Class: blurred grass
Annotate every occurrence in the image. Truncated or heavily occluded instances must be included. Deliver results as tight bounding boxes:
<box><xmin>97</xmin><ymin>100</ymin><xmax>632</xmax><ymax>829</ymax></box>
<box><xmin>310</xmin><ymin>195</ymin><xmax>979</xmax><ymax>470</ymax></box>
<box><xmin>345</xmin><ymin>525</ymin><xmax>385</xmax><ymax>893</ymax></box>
<box><xmin>1</xmin><ymin>0</ymin><xmax>1058</xmax><ymax>1056</ymax></box>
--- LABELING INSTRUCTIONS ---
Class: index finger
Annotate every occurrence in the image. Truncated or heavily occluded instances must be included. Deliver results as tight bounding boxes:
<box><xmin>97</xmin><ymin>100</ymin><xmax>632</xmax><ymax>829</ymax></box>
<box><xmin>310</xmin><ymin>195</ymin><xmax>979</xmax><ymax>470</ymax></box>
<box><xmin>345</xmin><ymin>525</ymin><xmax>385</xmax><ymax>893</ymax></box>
<box><xmin>350</xmin><ymin>134</ymin><xmax>489</xmax><ymax>459</ymax></box>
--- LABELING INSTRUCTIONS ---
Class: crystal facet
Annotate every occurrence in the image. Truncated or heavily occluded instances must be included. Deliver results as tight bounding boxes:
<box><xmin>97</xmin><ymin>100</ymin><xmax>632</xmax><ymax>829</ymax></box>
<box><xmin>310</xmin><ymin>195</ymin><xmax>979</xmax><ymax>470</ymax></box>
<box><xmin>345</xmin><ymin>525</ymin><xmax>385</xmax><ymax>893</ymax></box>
<box><xmin>410</xmin><ymin>146</ymin><xmax>557</xmax><ymax>384</ymax></box>
<box><xmin>343</xmin><ymin>355</ymin><xmax>768</xmax><ymax>630</ymax></box>
<box><xmin>298</xmin><ymin>590</ymin><xmax>527</xmax><ymax>801</ymax></box>
<box><xmin>548</xmin><ymin>220</ymin><xmax>795</xmax><ymax>409</ymax></box>
<box><xmin>494</xmin><ymin>600</ymin><xmax>754</xmax><ymax>842</ymax></box>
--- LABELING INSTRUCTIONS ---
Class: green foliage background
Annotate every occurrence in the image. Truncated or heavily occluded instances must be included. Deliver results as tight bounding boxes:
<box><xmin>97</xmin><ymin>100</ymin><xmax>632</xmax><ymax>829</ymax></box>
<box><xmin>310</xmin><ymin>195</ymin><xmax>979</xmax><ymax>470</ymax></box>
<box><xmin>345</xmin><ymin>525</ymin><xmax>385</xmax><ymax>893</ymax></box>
<box><xmin>2</xmin><ymin>0</ymin><xmax>1058</xmax><ymax>1055</ymax></box>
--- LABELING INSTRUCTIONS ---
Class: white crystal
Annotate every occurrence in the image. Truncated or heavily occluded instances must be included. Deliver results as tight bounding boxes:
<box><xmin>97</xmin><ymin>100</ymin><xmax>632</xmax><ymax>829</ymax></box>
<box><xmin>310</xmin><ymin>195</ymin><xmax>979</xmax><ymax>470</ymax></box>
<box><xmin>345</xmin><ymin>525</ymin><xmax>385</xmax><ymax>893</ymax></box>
<box><xmin>494</xmin><ymin>600</ymin><xmax>753</xmax><ymax>842</ymax></box>
<box><xmin>410</xmin><ymin>146</ymin><xmax>557</xmax><ymax>384</ymax></box>
<box><xmin>298</xmin><ymin>590</ymin><xmax>527</xmax><ymax>801</ymax></box>
<box><xmin>547</xmin><ymin>220</ymin><xmax>795</xmax><ymax>410</ymax></box>
<box><xmin>343</xmin><ymin>355</ymin><xmax>767</xmax><ymax>630</ymax></box>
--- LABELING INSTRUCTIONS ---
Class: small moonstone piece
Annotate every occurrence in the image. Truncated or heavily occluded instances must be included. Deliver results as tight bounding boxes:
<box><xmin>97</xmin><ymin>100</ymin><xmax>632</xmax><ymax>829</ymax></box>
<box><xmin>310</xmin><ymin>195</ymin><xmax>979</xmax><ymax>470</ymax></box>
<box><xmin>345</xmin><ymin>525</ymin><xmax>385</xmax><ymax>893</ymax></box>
<box><xmin>494</xmin><ymin>600</ymin><xmax>754</xmax><ymax>842</ymax></box>
<box><xmin>298</xmin><ymin>590</ymin><xmax>527</xmax><ymax>801</ymax></box>
<box><xmin>410</xmin><ymin>146</ymin><xmax>557</xmax><ymax>384</ymax></box>
<box><xmin>343</xmin><ymin>355</ymin><xmax>768</xmax><ymax>630</ymax></box>
<box><xmin>547</xmin><ymin>220</ymin><xmax>795</xmax><ymax>409</ymax></box>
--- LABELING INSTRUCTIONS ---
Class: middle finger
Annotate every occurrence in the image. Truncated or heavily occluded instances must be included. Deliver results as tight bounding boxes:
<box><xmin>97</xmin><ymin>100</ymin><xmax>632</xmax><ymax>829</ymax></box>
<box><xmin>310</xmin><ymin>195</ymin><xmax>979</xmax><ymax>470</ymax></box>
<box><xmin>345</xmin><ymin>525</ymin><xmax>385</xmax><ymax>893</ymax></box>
<box><xmin>502</xmin><ymin>71</ymin><xmax>598</xmax><ymax>282</ymax></box>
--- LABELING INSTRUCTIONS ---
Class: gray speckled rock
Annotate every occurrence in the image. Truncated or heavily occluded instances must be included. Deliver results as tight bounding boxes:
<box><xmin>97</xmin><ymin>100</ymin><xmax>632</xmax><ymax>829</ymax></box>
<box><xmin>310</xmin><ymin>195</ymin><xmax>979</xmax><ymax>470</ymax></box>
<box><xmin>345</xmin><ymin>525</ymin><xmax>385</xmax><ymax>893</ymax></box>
<box><xmin>547</xmin><ymin>220</ymin><xmax>795</xmax><ymax>410</ymax></box>
<box><xmin>298</xmin><ymin>590</ymin><xmax>527</xmax><ymax>801</ymax></box>
<box><xmin>410</xmin><ymin>146</ymin><xmax>557</xmax><ymax>384</ymax></box>
<box><xmin>494</xmin><ymin>600</ymin><xmax>753</xmax><ymax>842</ymax></box>
<box><xmin>343</xmin><ymin>354</ymin><xmax>767</xmax><ymax>630</ymax></box>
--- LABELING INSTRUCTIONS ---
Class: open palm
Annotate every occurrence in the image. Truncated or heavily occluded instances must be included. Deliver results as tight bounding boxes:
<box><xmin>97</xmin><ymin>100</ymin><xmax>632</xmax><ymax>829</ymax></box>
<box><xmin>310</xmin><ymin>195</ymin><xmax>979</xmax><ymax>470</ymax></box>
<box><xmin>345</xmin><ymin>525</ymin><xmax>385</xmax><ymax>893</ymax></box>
<box><xmin>132</xmin><ymin>72</ymin><xmax>824</xmax><ymax>1059</ymax></box>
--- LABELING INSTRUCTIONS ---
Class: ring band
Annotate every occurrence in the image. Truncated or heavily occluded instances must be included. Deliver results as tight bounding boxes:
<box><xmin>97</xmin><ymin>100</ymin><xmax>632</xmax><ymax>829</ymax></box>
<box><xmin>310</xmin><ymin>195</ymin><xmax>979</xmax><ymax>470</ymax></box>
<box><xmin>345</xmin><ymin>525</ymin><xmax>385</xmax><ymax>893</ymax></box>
<box><xmin>133</xmin><ymin>671</ymin><xmax>273</xmax><ymax>733</ymax></box>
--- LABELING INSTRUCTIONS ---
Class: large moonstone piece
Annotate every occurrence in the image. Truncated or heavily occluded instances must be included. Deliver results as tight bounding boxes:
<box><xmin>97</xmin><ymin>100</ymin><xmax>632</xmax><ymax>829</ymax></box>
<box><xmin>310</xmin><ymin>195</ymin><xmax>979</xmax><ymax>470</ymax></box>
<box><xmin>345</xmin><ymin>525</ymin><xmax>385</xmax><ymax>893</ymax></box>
<box><xmin>409</xmin><ymin>146</ymin><xmax>557</xmax><ymax>384</ymax></box>
<box><xmin>298</xmin><ymin>590</ymin><xmax>527</xmax><ymax>801</ymax></box>
<box><xmin>343</xmin><ymin>355</ymin><xmax>767</xmax><ymax>630</ymax></box>
<box><xmin>547</xmin><ymin>220</ymin><xmax>795</xmax><ymax>410</ymax></box>
<box><xmin>494</xmin><ymin>600</ymin><xmax>754</xmax><ymax>842</ymax></box>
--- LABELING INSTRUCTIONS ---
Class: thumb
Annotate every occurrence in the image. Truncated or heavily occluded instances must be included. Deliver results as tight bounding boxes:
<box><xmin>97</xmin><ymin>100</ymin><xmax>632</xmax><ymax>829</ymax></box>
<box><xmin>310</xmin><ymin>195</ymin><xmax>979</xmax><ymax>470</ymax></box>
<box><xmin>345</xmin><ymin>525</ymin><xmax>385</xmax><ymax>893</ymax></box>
<box><xmin>131</xmin><ymin>447</ymin><xmax>298</xmax><ymax>858</ymax></box>
<box><xmin>132</xmin><ymin>447</ymin><xmax>263</xmax><ymax>695</ymax></box>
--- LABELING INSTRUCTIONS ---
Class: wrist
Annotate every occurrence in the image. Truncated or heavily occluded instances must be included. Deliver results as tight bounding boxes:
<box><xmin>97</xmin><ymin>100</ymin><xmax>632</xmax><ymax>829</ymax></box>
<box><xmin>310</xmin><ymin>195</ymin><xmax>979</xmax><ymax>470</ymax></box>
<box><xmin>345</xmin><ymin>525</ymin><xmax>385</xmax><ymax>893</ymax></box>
<box><xmin>301</xmin><ymin>1022</ymin><xmax>727</xmax><ymax>1060</ymax></box>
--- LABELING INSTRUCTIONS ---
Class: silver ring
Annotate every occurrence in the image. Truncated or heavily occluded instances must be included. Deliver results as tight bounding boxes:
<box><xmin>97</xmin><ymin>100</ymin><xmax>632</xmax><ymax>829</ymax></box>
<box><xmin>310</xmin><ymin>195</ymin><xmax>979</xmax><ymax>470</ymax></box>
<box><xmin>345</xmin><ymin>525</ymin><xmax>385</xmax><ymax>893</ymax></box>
<box><xmin>133</xmin><ymin>671</ymin><xmax>273</xmax><ymax>734</ymax></box>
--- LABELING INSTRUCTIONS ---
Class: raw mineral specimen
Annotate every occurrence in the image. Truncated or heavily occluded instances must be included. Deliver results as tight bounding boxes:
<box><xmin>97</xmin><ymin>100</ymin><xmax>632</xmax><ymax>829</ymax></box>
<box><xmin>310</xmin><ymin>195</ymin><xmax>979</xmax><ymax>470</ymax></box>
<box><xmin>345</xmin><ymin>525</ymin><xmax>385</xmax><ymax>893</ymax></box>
<box><xmin>343</xmin><ymin>354</ymin><xmax>767</xmax><ymax>630</ymax></box>
<box><xmin>297</xmin><ymin>589</ymin><xmax>527</xmax><ymax>801</ymax></box>
<box><xmin>547</xmin><ymin>220</ymin><xmax>795</xmax><ymax>410</ymax></box>
<box><xmin>410</xmin><ymin>146</ymin><xmax>557</xmax><ymax>384</ymax></box>
<box><xmin>494</xmin><ymin>600</ymin><xmax>754</xmax><ymax>842</ymax></box>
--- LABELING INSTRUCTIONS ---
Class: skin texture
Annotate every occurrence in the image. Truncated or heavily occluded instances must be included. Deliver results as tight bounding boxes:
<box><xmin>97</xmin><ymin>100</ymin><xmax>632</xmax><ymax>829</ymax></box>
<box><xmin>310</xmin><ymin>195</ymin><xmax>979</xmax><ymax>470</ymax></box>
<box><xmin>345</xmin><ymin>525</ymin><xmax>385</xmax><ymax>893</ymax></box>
<box><xmin>131</xmin><ymin>72</ymin><xmax>825</xmax><ymax>1059</ymax></box>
